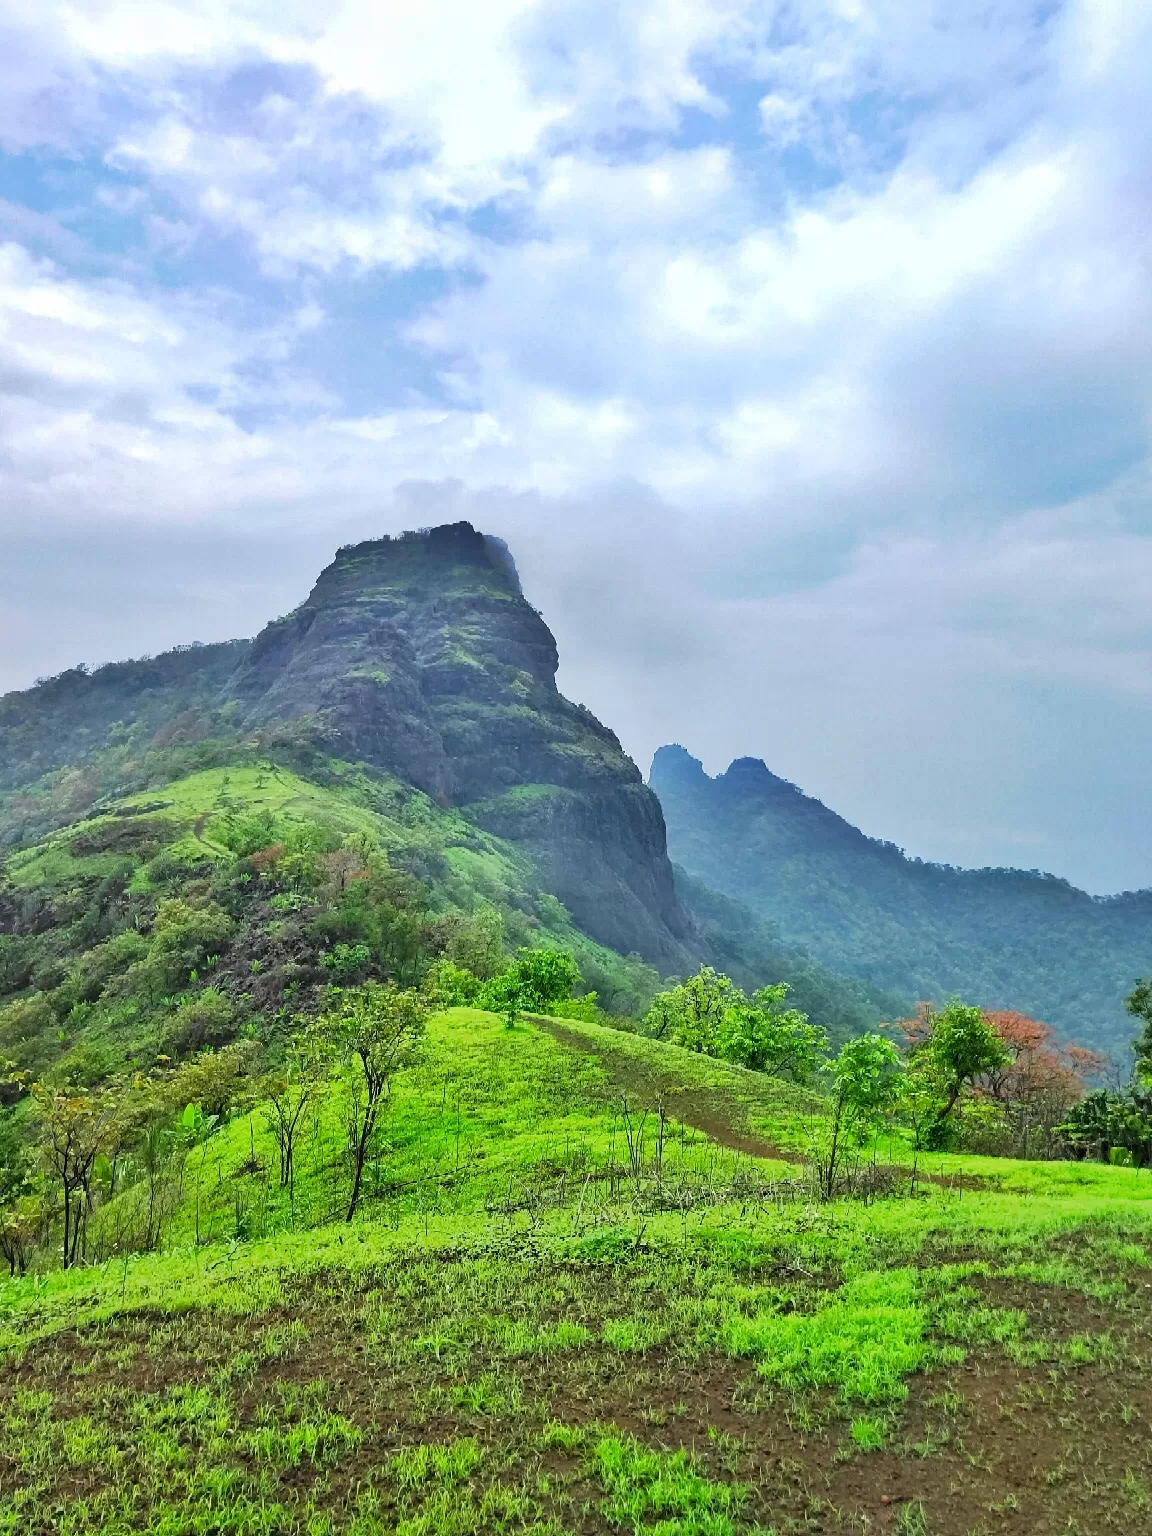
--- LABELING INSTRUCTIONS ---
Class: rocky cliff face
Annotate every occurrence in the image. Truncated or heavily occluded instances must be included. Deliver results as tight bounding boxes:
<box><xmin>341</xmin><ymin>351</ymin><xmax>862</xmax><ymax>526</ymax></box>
<box><xmin>0</xmin><ymin>523</ymin><xmax>694</xmax><ymax>969</ymax></box>
<box><xmin>226</xmin><ymin>523</ymin><xmax>694</xmax><ymax>968</ymax></box>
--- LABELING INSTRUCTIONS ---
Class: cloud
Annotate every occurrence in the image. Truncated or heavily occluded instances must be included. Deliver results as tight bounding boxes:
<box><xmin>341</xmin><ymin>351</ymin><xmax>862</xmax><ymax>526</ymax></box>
<box><xmin>0</xmin><ymin>0</ymin><xmax>1151</xmax><ymax>891</ymax></box>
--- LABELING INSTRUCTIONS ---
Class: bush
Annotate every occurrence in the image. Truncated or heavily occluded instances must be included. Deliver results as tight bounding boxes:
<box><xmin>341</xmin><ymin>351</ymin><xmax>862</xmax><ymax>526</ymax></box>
<box><xmin>165</xmin><ymin>1042</ymin><xmax>261</xmax><ymax>1121</ymax></box>
<box><xmin>166</xmin><ymin>989</ymin><xmax>238</xmax><ymax>1056</ymax></box>
<box><xmin>62</xmin><ymin>930</ymin><xmax>148</xmax><ymax>1006</ymax></box>
<box><xmin>0</xmin><ymin>992</ymin><xmax>57</xmax><ymax>1051</ymax></box>
<box><xmin>425</xmin><ymin>958</ymin><xmax>482</xmax><ymax>1007</ymax></box>
<box><xmin>0</xmin><ymin>937</ymin><xmax>33</xmax><ymax>998</ymax></box>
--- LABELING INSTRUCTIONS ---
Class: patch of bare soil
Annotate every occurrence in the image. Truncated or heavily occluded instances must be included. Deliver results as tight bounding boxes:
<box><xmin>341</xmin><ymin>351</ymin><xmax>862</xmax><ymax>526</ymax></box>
<box><xmin>5</xmin><ymin>1259</ymin><xmax>1152</xmax><ymax>1534</ymax></box>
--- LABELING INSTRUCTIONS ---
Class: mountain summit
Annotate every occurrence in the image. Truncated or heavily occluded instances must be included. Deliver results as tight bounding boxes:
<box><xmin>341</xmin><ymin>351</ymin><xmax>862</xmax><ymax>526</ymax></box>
<box><xmin>0</xmin><ymin>524</ymin><xmax>694</xmax><ymax>971</ymax></box>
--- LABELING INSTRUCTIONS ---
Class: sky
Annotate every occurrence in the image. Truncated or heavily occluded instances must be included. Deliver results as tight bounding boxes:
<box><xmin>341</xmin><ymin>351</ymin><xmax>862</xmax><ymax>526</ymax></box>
<box><xmin>1</xmin><ymin>0</ymin><xmax>1151</xmax><ymax>895</ymax></box>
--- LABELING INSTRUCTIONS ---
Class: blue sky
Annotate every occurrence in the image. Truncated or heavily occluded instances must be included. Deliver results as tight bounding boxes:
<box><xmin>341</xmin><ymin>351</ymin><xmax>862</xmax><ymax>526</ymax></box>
<box><xmin>1</xmin><ymin>0</ymin><xmax>1151</xmax><ymax>893</ymax></box>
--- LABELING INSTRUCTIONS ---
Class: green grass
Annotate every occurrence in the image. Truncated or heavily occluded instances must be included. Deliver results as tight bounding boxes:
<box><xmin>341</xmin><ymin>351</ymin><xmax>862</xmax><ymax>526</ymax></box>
<box><xmin>4</xmin><ymin>1003</ymin><xmax>1152</xmax><ymax>1532</ymax></box>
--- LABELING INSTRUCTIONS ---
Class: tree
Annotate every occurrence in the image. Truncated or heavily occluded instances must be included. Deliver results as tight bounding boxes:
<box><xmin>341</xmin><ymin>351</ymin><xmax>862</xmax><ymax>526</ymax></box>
<box><xmin>1125</xmin><ymin>980</ymin><xmax>1152</xmax><ymax>1082</ymax></box>
<box><xmin>977</xmin><ymin>1010</ymin><xmax>1101</xmax><ymax>1157</ymax></box>
<box><xmin>322</xmin><ymin>983</ymin><xmax>428</xmax><ymax>1222</ymax></box>
<box><xmin>165</xmin><ymin>1041</ymin><xmax>261</xmax><ymax>1123</ymax></box>
<box><xmin>901</xmin><ymin>999</ymin><xmax>1009</xmax><ymax>1146</ymax></box>
<box><xmin>643</xmin><ymin>988</ymin><xmax>682</xmax><ymax>1041</ymax></box>
<box><xmin>424</xmin><ymin>957</ymin><xmax>482</xmax><ymax>1009</ymax></box>
<box><xmin>0</xmin><ymin>1197</ymin><xmax>40</xmax><ymax>1277</ymax></box>
<box><xmin>0</xmin><ymin>1107</ymin><xmax>36</xmax><ymax>1276</ymax></box>
<box><xmin>1060</xmin><ymin>1084</ymin><xmax>1152</xmax><ymax>1167</ymax></box>
<box><xmin>261</xmin><ymin>1023</ymin><xmax>332</xmax><ymax>1194</ymax></box>
<box><xmin>720</xmin><ymin>983</ymin><xmax>828</xmax><ymax>1082</ymax></box>
<box><xmin>32</xmin><ymin>1083</ymin><xmax>118</xmax><ymax>1267</ymax></box>
<box><xmin>815</xmin><ymin>1034</ymin><xmax>905</xmax><ymax>1199</ymax></box>
<box><xmin>482</xmin><ymin>968</ymin><xmax>531</xmax><ymax>1029</ymax></box>
<box><xmin>318</xmin><ymin>943</ymin><xmax>372</xmax><ymax>983</ymax></box>
<box><xmin>1058</xmin><ymin>1089</ymin><xmax>1115</xmax><ymax>1162</ymax></box>
<box><xmin>647</xmin><ymin>967</ymin><xmax>737</xmax><ymax>1054</ymax></box>
<box><xmin>514</xmin><ymin>949</ymin><xmax>582</xmax><ymax>1012</ymax></box>
<box><xmin>480</xmin><ymin>948</ymin><xmax>582</xmax><ymax>1025</ymax></box>
<box><xmin>644</xmin><ymin>969</ymin><xmax>828</xmax><ymax>1083</ymax></box>
<box><xmin>440</xmin><ymin>905</ymin><xmax>504</xmax><ymax>981</ymax></box>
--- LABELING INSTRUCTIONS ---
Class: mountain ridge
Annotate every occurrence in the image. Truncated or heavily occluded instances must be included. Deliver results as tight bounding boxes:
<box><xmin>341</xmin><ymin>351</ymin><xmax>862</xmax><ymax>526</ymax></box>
<box><xmin>650</xmin><ymin>742</ymin><xmax>1152</xmax><ymax>1051</ymax></box>
<box><xmin>2</xmin><ymin>522</ymin><xmax>695</xmax><ymax>971</ymax></box>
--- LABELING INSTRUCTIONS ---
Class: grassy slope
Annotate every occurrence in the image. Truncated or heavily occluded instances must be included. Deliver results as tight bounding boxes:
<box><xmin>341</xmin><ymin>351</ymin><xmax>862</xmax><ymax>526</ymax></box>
<box><xmin>1</xmin><ymin>759</ymin><xmax>886</xmax><ymax>1091</ymax></box>
<box><xmin>6</xmin><ymin>762</ymin><xmax>526</xmax><ymax>894</ymax></box>
<box><xmin>3</xmin><ymin>1008</ymin><xmax>1152</xmax><ymax>1535</ymax></box>
<box><xmin>0</xmin><ymin>763</ymin><xmax>665</xmax><ymax>1083</ymax></box>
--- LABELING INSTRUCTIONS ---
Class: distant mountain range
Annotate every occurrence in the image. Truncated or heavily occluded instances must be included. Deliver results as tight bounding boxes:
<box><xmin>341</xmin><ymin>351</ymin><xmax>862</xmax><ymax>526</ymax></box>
<box><xmin>650</xmin><ymin>745</ymin><xmax>1152</xmax><ymax>1054</ymax></box>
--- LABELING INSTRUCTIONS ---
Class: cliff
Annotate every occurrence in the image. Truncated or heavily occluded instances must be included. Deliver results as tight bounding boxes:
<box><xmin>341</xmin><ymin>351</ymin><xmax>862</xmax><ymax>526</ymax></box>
<box><xmin>227</xmin><ymin>524</ymin><xmax>694</xmax><ymax>966</ymax></box>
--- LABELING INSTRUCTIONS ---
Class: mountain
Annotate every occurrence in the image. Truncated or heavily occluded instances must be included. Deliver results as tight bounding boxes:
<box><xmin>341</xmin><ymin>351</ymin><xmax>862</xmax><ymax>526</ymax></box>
<box><xmin>0</xmin><ymin>524</ymin><xmax>885</xmax><ymax>1078</ymax></box>
<box><xmin>221</xmin><ymin>522</ymin><xmax>695</xmax><ymax>970</ymax></box>
<box><xmin>650</xmin><ymin>744</ymin><xmax>1152</xmax><ymax>1054</ymax></box>
<box><xmin>0</xmin><ymin>525</ymin><xmax>691</xmax><ymax>969</ymax></box>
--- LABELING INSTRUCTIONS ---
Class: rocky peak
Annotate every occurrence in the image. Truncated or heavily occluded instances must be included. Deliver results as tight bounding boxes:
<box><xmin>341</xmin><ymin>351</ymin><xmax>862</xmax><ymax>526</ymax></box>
<box><xmin>226</xmin><ymin>522</ymin><xmax>694</xmax><ymax>967</ymax></box>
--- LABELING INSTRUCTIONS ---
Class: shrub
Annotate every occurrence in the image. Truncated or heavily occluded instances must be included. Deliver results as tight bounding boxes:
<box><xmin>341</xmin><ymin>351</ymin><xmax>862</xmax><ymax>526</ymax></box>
<box><xmin>167</xmin><ymin>989</ymin><xmax>238</xmax><ymax>1055</ymax></box>
<box><xmin>62</xmin><ymin>930</ymin><xmax>148</xmax><ymax>1006</ymax></box>
<box><xmin>165</xmin><ymin>1042</ymin><xmax>261</xmax><ymax>1122</ymax></box>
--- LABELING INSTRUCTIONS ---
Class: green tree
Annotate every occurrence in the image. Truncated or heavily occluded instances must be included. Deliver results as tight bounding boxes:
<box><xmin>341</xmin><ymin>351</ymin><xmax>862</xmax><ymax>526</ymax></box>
<box><xmin>644</xmin><ymin>970</ymin><xmax>828</xmax><ymax>1083</ymax></box>
<box><xmin>321</xmin><ymin>984</ymin><xmax>428</xmax><ymax>1222</ymax></box>
<box><xmin>0</xmin><ymin>1106</ymin><xmax>35</xmax><ymax>1275</ymax></box>
<box><xmin>1125</xmin><ymin>979</ymin><xmax>1152</xmax><ymax>1083</ymax></box>
<box><xmin>319</xmin><ymin>943</ymin><xmax>372</xmax><ymax>983</ymax></box>
<box><xmin>482</xmin><ymin>968</ymin><xmax>531</xmax><ymax>1029</ymax></box>
<box><xmin>1060</xmin><ymin>1085</ymin><xmax>1152</xmax><ymax>1167</ymax></box>
<box><xmin>514</xmin><ymin>949</ymin><xmax>582</xmax><ymax>1011</ymax></box>
<box><xmin>424</xmin><ymin>957</ymin><xmax>482</xmax><ymax>1009</ymax></box>
<box><xmin>719</xmin><ymin>983</ymin><xmax>828</xmax><ymax>1082</ymax></box>
<box><xmin>906</xmin><ymin>999</ymin><xmax>1009</xmax><ymax>1146</ymax></box>
<box><xmin>815</xmin><ymin>1033</ymin><xmax>906</xmax><ymax>1199</ymax></box>
<box><xmin>480</xmin><ymin>948</ymin><xmax>582</xmax><ymax>1025</ymax></box>
<box><xmin>650</xmin><ymin>967</ymin><xmax>737</xmax><ymax>1054</ymax></box>
<box><xmin>32</xmin><ymin>1083</ymin><xmax>118</xmax><ymax>1267</ymax></box>
<box><xmin>441</xmin><ymin>905</ymin><xmax>505</xmax><ymax>981</ymax></box>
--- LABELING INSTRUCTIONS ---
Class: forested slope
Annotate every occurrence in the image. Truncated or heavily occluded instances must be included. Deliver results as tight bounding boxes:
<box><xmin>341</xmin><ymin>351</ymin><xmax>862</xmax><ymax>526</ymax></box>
<box><xmin>651</xmin><ymin>744</ymin><xmax>1152</xmax><ymax>1053</ymax></box>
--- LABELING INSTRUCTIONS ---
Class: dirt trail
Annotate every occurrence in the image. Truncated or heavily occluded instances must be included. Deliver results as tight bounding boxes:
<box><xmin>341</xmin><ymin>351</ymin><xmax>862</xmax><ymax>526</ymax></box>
<box><xmin>535</xmin><ymin>1017</ymin><xmax>794</xmax><ymax>1164</ymax></box>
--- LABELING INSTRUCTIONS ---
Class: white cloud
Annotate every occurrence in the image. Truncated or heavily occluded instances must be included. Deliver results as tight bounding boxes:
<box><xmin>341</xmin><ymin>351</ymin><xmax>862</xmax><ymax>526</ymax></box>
<box><xmin>1</xmin><ymin>0</ymin><xmax>1152</xmax><ymax>888</ymax></box>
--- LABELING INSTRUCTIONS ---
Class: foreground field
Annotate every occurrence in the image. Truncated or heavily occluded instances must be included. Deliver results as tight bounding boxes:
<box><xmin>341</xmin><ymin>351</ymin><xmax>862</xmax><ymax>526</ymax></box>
<box><xmin>2</xmin><ymin>1009</ymin><xmax>1152</xmax><ymax>1535</ymax></box>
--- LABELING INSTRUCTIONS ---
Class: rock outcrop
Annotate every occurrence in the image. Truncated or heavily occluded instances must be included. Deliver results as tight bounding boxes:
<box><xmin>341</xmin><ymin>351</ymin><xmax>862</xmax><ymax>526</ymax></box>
<box><xmin>226</xmin><ymin>523</ymin><xmax>695</xmax><ymax>968</ymax></box>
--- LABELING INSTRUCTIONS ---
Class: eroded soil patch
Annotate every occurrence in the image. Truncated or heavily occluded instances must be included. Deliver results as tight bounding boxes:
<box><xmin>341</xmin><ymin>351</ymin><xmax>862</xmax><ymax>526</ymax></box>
<box><xmin>3</xmin><ymin>1246</ymin><xmax>1152</xmax><ymax>1533</ymax></box>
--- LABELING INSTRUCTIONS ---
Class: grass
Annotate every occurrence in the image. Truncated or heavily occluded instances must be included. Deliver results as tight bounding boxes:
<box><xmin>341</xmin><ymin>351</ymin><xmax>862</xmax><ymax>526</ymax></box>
<box><xmin>4</xmin><ymin>1005</ymin><xmax>1152</xmax><ymax>1533</ymax></box>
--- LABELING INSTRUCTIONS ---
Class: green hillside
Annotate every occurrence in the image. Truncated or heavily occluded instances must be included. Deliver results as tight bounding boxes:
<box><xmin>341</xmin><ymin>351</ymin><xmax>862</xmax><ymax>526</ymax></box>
<box><xmin>652</xmin><ymin>745</ymin><xmax>1152</xmax><ymax>1055</ymax></box>
<box><xmin>0</xmin><ymin>759</ymin><xmax>675</xmax><ymax>1088</ymax></box>
<box><xmin>3</xmin><ymin>1004</ymin><xmax>1152</xmax><ymax>1534</ymax></box>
